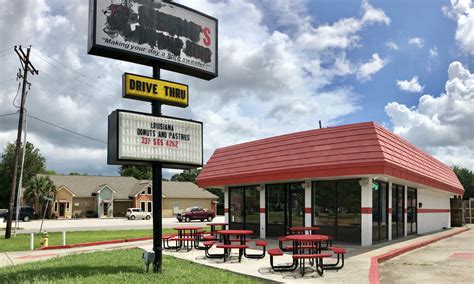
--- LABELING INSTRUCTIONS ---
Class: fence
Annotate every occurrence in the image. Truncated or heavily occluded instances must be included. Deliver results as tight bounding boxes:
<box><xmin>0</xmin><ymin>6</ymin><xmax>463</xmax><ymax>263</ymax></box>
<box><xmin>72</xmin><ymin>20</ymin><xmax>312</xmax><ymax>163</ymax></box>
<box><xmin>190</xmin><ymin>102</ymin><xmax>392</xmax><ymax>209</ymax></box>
<box><xmin>464</xmin><ymin>198</ymin><xmax>474</xmax><ymax>224</ymax></box>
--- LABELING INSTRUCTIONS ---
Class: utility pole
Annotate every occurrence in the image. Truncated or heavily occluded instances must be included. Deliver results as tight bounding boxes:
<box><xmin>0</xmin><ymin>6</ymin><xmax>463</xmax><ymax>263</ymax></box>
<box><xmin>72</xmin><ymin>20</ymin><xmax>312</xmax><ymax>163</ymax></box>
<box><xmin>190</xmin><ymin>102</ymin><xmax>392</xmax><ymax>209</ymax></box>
<box><xmin>5</xmin><ymin>46</ymin><xmax>38</xmax><ymax>239</ymax></box>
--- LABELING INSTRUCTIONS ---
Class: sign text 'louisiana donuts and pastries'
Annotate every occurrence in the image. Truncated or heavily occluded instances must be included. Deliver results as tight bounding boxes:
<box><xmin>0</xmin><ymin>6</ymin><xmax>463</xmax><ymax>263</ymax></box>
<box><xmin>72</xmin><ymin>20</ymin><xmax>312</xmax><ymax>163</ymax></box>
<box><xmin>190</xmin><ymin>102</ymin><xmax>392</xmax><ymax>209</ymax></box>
<box><xmin>88</xmin><ymin>0</ymin><xmax>218</xmax><ymax>80</ymax></box>
<box><xmin>123</xmin><ymin>73</ymin><xmax>189</xmax><ymax>107</ymax></box>
<box><xmin>108</xmin><ymin>110</ymin><xmax>203</xmax><ymax>169</ymax></box>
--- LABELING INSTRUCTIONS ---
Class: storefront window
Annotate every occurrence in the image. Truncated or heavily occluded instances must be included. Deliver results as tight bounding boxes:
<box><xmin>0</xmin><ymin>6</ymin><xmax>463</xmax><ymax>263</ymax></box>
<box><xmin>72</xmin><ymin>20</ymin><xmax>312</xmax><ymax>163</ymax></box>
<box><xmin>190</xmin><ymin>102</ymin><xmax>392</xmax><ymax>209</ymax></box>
<box><xmin>245</xmin><ymin>188</ymin><xmax>260</xmax><ymax>224</ymax></box>
<box><xmin>266</xmin><ymin>184</ymin><xmax>286</xmax><ymax>225</ymax></box>
<box><xmin>229</xmin><ymin>188</ymin><xmax>244</xmax><ymax>223</ymax></box>
<box><xmin>313</xmin><ymin>181</ymin><xmax>336</xmax><ymax>226</ymax></box>
<box><xmin>337</xmin><ymin>181</ymin><xmax>361</xmax><ymax>227</ymax></box>
<box><xmin>313</xmin><ymin>180</ymin><xmax>361</xmax><ymax>243</ymax></box>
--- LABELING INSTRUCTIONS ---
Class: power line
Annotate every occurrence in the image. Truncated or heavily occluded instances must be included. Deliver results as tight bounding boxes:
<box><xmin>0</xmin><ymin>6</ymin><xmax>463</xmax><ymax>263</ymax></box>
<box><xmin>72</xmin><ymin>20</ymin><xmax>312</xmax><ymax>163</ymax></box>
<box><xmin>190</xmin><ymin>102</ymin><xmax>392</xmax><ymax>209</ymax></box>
<box><xmin>39</xmin><ymin>69</ymin><xmax>112</xmax><ymax>107</ymax></box>
<box><xmin>0</xmin><ymin>78</ymin><xmax>16</xmax><ymax>85</ymax></box>
<box><xmin>0</xmin><ymin>112</ymin><xmax>18</xmax><ymax>118</ymax></box>
<box><xmin>32</xmin><ymin>50</ymin><xmax>116</xmax><ymax>93</ymax></box>
<box><xmin>27</xmin><ymin>114</ymin><xmax>107</xmax><ymax>145</ymax></box>
<box><xmin>0</xmin><ymin>46</ymin><xmax>15</xmax><ymax>54</ymax></box>
<box><xmin>0</xmin><ymin>51</ymin><xmax>14</xmax><ymax>58</ymax></box>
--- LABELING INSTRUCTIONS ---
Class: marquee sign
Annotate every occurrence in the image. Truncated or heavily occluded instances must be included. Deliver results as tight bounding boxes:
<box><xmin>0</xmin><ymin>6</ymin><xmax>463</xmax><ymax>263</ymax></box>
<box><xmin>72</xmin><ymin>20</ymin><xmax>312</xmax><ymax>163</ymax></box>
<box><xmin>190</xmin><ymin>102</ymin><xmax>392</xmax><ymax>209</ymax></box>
<box><xmin>88</xmin><ymin>0</ymin><xmax>218</xmax><ymax>80</ymax></box>
<box><xmin>108</xmin><ymin>110</ymin><xmax>203</xmax><ymax>168</ymax></box>
<box><xmin>123</xmin><ymin>73</ymin><xmax>188</xmax><ymax>107</ymax></box>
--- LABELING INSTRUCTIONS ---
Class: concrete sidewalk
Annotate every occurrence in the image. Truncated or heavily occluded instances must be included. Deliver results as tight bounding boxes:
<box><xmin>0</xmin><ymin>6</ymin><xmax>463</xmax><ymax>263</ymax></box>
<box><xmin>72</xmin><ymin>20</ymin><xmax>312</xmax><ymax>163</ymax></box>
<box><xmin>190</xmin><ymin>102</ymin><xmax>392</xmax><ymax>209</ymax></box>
<box><xmin>0</xmin><ymin>226</ymin><xmax>470</xmax><ymax>284</ymax></box>
<box><xmin>142</xmin><ymin>226</ymin><xmax>470</xmax><ymax>283</ymax></box>
<box><xmin>380</xmin><ymin>227</ymin><xmax>474</xmax><ymax>283</ymax></box>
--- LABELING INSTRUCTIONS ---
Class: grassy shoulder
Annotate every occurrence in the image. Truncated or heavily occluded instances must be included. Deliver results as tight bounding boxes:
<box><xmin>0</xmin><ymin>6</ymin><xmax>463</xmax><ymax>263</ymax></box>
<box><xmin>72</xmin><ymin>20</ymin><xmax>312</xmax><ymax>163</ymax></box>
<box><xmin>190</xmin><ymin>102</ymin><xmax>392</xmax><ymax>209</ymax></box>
<box><xmin>0</xmin><ymin>229</ymin><xmax>177</xmax><ymax>253</ymax></box>
<box><xmin>0</xmin><ymin>249</ymin><xmax>261</xmax><ymax>283</ymax></box>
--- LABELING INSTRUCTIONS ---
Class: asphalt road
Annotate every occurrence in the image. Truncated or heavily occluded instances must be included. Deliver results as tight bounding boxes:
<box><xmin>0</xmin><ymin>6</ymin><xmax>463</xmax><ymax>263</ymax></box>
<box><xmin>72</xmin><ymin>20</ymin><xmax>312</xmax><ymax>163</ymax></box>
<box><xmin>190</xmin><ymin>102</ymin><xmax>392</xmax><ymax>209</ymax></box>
<box><xmin>380</xmin><ymin>227</ymin><xmax>474</xmax><ymax>283</ymax></box>
<box><xmin>0</xmin><ymin>215</ymin><xmax>225</xmax><ymax>234</ymax></box>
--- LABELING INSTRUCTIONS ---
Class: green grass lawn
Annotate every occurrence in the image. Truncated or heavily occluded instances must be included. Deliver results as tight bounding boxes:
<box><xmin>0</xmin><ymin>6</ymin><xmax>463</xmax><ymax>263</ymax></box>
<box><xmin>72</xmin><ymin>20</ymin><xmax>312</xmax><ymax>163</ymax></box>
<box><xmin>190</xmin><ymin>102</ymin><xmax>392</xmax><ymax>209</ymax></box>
<box><xmin>0</xmin><ymin>229</ymin><xmax>179</xmax><ymax>253</ymax></box>
<box><xmin>0</xmin><ymin>249</ymin><xmax>261</xmax><ymax>283</ymax></box>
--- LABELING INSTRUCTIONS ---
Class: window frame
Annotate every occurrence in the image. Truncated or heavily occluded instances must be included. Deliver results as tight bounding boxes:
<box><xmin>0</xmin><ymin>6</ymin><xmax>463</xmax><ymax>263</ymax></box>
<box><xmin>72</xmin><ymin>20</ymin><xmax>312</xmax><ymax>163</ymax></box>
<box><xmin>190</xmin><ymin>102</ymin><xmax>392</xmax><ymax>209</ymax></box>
<box><xmin>311</xmin><ymin>179</ymin><xmax>361</xmax><ymax>243</ymax></box>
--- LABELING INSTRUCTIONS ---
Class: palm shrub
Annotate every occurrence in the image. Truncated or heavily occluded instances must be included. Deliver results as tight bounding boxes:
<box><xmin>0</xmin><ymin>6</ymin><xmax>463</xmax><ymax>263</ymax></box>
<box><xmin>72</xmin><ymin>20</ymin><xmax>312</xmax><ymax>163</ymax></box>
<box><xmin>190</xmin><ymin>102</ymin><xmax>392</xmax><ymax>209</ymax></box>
<box><xmin>24</xmin><ymin>176</ymin><xmax>57</xmax><ymax>218</ymax></box>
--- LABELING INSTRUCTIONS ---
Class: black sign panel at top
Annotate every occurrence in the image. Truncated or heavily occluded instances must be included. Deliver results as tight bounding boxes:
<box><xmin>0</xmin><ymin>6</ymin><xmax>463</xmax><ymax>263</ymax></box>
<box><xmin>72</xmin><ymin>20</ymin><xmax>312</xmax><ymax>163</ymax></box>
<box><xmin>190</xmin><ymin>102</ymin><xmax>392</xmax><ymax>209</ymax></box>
<box><xmin>88</xmin><ymin>0</ymin><xmax>218</xmax><ymax>80</ymax></box>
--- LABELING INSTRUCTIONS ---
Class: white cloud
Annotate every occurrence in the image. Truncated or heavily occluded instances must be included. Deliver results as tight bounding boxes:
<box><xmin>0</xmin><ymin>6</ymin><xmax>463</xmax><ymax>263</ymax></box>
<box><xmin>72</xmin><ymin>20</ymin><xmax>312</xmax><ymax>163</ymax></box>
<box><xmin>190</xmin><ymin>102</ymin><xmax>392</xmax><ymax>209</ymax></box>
<box><xmin>0</xmin><ymin>0</ymin><xmax>391</xmax><ymax>176</ymax></box>
<box><xmin>296</xmin><ymin>0</ymin><xmax>389</xmax><ymax>51</ymax></box>
<box><xmin>429</xmin><ymin>46</ymin><xmax>439</xmax><ymax>59</ymax></box>
<box><xmin>385</xmin><ymin>61</ymin><xmax>474</xmax><ymax>170</ymax></box>
<box><xmin>356</xmin><ymin>53</ymin><xmax>388</xmax><ymax>81</ymax></box>
<box><xmin>396</xmin><ymin>76</ymin><xmax>424</xmax><ymax>93</ymax></box>
<box><xmin>443</xmin><ymin>0</ymin><xmax>474</xmax><ymax>54</ymax></box>
<box><xmin>408</xmin><ymin>37</ymin><xmax>424</xmax><ymax>48</ymax></box>
<box><xmin>386</xmin><ymin>41</ymin><xmax>399</xmax><ymax>50</ymax></box>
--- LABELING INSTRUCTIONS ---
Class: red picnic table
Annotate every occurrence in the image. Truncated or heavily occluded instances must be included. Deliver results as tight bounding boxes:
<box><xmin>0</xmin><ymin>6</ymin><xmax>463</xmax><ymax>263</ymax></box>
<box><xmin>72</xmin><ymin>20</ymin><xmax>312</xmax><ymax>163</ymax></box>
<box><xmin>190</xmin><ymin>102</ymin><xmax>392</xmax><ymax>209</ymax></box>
<box><xmin>207</xmin><ymin>222</ymin><xmax>228</xmax><ymax>233</ymax></box>
<box><xmin>172</xmin><ymin>226</ymin><xmax>203</xmax><ymax>251</ymax></box>
<box><xmin>216</xmin><ymin>229</ymin><xmax>253</xmax><ymax>262</ymax></box>
<box><xmin>285</xmin><ymin>234</ymin><xmax>330</xmax><ymax>276</ymax></box>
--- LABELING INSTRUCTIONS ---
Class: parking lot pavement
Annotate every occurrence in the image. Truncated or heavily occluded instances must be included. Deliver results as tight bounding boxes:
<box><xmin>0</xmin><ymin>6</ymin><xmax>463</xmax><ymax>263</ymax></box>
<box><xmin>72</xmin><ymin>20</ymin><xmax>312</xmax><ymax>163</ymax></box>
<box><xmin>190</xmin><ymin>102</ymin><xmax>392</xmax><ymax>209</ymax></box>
<box><xmin>379</xmin><ymin>227</ymin><xmax>474</xmax><ymax>283</ymax></box>
<box><xmin>0</xmin><ymin>216</ymin><xmax>225</xmax><ymax>234</ymax></box>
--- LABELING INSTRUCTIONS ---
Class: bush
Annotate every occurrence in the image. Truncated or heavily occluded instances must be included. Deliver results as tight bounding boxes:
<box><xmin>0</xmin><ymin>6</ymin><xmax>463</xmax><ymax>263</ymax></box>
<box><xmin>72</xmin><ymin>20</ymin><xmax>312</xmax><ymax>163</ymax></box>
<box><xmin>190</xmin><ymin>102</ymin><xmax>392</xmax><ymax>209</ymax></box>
<box><xmin>85</xmin><ymin>211</ymin><xmax>97</xmax><ymax>218</ymax></box>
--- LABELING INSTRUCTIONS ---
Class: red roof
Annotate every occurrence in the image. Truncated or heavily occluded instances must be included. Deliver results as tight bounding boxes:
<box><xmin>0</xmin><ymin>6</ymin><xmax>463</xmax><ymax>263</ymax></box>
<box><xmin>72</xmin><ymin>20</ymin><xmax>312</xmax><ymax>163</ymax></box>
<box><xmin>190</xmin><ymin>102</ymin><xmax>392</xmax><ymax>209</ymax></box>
<box><xmin>197</xmin><ymin>122</ymin><xmax>464</xmax><ymax>195</ymax></box>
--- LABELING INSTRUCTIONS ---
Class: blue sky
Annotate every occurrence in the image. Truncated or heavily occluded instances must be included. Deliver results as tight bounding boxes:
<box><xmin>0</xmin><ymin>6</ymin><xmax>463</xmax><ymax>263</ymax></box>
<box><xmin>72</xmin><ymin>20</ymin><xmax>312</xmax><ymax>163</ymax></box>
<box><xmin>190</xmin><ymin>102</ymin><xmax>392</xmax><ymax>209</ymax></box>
<box><xmin>0</xmin><ymin>0</ymin><xmax>472</xmax><ymax>176</ymax></box>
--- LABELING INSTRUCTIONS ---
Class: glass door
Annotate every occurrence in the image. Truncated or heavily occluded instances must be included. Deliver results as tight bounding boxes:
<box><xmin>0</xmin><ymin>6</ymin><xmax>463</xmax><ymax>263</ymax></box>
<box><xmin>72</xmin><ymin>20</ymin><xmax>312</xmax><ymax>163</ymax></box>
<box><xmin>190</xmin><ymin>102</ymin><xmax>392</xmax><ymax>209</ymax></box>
<box><xmin>229</xmin><ymin>186</ymin><xmax>260</xmax><ymax>234</ymax></box>
<box><xmin>373</xmin><ymin>181</ymin><xmax>388</xmax><ymax>242</ymax></box>
<box><xmin>266</xmin><ymin>183</ymin><xmax>305</xmax><ymax>237</ymax></box>
<box><xmin>289</xmin><ymin>183</ymin><xmax>305</xmax><ymax>229</ymax></box>
<box><xmin>392</xmin><ymin>184</ymin><xmax>405</xmax><ymax>238</ymax></box>
<box><xmin>266</xmin><ymin>184</ymin><xmax>286</xmax><ymax>237</ymax></box>
<box><xmin>407</xmin><ymin>188</ymin><xmax>417</xmax><ymax>234</ymax></box>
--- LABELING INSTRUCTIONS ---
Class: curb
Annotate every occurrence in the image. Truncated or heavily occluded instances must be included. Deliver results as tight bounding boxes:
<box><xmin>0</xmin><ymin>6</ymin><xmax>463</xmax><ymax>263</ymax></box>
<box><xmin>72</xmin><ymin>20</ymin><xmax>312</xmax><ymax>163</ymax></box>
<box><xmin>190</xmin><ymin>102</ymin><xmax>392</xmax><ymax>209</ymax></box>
<box><xmin>37</xmin><ymin>236</ymin><xmax>153</xmax><ymax>250</ymax></box>
<box><xmin>369</xmin><ymin>227</ymin><xmax>470</xmax><ymax>284</ymax></box>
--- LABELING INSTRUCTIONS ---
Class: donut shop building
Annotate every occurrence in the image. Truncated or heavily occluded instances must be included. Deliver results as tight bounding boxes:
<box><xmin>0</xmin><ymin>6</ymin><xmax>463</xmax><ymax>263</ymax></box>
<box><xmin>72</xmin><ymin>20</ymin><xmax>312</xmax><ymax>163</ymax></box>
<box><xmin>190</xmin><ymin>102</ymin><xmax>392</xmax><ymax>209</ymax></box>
<box><xmin>196</xmin><ymin>122</ymin><xmax>464</xmax><ymax>246</ymax></box>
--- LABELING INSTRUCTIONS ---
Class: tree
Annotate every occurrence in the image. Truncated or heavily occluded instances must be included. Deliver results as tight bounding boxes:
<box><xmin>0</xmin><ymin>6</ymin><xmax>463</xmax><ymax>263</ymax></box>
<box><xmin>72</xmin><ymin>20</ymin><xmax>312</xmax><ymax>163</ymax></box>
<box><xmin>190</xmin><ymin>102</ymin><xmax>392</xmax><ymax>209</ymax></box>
<box><xmin>171</xmin><ymin>168</ymin><xmax>201</xmax><ymax>183</ymax></box>
<box><xmin>119</xmin><ymin>165</ymin><xmax>152</xmax><ymax>180</ymax></box>
<box><xmin>23</xmin><ymin>176</ymin><xmax>57</xmax><ymax>218</ymax></box>
<box><xmin>171</xmin><ymin>168</ymin><xmax>223</xmax><ymax>212</ymax></box>
<box><xmin>0</xmin><ymin>142</ymin><xmax>46</xmax><ymax>208</ymax></box>
<box><xmin>453</xmin><ymin>166</ymin><xmax>474</xmax><ymax>200</ymax></box>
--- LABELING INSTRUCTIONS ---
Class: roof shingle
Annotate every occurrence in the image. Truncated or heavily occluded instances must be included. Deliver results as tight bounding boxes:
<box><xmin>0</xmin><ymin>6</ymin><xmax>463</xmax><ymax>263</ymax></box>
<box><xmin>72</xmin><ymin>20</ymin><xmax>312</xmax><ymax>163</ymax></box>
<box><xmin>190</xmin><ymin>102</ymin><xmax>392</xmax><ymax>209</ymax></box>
<box><xmin>196</xmin><ymin>122</ymin><xmax>464</xmax><ymax>195</ymax></box>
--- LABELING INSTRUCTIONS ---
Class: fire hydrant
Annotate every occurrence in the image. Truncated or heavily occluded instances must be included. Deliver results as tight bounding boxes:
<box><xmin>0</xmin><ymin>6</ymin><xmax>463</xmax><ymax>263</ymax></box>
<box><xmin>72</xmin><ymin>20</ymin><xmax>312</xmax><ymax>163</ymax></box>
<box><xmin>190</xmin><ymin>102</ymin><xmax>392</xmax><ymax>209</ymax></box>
<box><xmin>41</xmin><ymin>232</ymin><xmax>49</xmax><ymax>247</ymax></box>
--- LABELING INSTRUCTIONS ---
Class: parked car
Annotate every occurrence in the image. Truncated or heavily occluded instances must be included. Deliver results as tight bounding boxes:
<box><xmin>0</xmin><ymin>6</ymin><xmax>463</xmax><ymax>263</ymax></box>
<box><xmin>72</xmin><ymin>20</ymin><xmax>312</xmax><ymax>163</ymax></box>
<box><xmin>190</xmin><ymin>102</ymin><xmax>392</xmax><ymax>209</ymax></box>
<box><xmin>0</xmin><ymin>206</ymin><xmax>36</xmax><ymax>222</ymax></box>
<box><xmin>176</xmin><ymin>207</ymin><xmax>215</xmax><ymax>222</ymax></box>
<box><xmin>126</xmin><ymin>208</ymin><xmax>152</xmax><ymax>220</ymax></box>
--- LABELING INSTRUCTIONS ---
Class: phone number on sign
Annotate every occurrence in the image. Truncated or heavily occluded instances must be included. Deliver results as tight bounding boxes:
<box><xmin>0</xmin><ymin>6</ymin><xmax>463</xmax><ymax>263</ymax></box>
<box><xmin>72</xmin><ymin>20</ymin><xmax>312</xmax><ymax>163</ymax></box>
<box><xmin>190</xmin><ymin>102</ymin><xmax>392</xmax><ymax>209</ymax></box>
<box><xmin>140</xmin><ymin>137</ymin><xmax>179</xmax><ymax>148</ymax></box>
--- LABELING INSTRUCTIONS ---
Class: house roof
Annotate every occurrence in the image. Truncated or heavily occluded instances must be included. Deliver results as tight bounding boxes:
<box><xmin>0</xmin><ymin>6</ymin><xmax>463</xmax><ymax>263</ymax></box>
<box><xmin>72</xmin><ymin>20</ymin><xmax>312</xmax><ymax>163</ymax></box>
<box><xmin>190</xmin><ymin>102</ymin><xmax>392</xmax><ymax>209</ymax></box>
<box><xmin>196</xmin><ymin>122</ymin><xmax>464</xmax><ymax>195</ymax></box>
<box><xmin>129</xmin><ymin>181</ymin><xmax>151</xmax><ymax>197</ymax></box>
<box><xmin>42</xmin><ymin>175</ymin><xmax>138</xmax><ymax>199</ymax></box>
<box><xmin>41</xmin><ymin>175</ymin><xmax>219</xmax><ymax>200</ymax></box>
<box><xmin>161</xmin><ymin>181</ymin><xmax>218</xmax><ymax>199</ymax></box>
<box><xmin>127</xmin><ymin>181</ymin><xmax>218</xmax><ymax>199</ymax></box>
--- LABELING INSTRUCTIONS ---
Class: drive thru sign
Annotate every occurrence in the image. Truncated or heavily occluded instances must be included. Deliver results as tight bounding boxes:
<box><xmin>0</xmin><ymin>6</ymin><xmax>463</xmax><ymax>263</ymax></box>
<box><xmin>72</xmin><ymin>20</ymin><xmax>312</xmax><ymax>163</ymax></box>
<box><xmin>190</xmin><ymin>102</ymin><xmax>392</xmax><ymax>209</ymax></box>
<box><xmin>123</xmin><ymin>73</ymin><xmax>189</xmax><ymax>107</ymax></box>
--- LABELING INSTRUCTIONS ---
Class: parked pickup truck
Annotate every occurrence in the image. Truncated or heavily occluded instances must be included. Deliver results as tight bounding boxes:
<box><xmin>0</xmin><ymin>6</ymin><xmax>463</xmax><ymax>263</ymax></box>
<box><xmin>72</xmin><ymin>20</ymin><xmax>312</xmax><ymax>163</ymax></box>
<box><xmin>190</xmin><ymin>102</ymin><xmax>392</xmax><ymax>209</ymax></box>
<box><xmin>176</xmin><ymin>207</ymin><xmax>215</xmax><ymax>222</ymax></box>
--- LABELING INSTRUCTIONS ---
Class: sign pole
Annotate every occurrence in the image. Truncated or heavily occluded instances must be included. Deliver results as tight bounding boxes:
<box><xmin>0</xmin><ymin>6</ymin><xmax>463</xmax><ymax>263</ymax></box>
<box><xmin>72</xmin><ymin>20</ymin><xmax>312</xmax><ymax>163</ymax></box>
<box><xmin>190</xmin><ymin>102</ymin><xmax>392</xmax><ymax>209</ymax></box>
<box><xmin>151</xmin><ymin>65</ymin><xmax>163</xmax><ymax>273</ymax></box>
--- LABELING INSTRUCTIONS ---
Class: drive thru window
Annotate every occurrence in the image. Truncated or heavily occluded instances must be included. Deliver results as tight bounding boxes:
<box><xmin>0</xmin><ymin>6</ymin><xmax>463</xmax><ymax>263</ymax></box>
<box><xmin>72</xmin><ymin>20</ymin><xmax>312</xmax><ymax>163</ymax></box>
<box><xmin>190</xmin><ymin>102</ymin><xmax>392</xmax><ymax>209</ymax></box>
<box><xmin>312</xmin><ymin>180</ymin><xmax>361</xmax><ymax>244</ymax></box>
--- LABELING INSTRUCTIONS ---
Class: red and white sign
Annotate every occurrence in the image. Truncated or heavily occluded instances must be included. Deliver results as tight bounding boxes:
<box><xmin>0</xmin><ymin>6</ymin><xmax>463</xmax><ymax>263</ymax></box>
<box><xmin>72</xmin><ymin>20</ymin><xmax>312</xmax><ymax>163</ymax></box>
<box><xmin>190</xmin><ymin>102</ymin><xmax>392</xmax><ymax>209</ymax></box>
<box><xmin>88</xmin><ymin>0</ymin><xmax>218</xmax><ymax>80</ymax></box>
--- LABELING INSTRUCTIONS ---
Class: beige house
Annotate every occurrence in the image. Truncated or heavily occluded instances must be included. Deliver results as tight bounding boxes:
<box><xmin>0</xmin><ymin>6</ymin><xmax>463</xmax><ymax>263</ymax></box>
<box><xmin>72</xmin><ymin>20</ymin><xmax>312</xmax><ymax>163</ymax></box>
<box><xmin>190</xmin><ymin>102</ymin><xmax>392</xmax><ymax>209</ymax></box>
<box><xmin>38</xmin><ymin>175</ymin><xmax>218</xmax><ymax>218</ymax></box>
